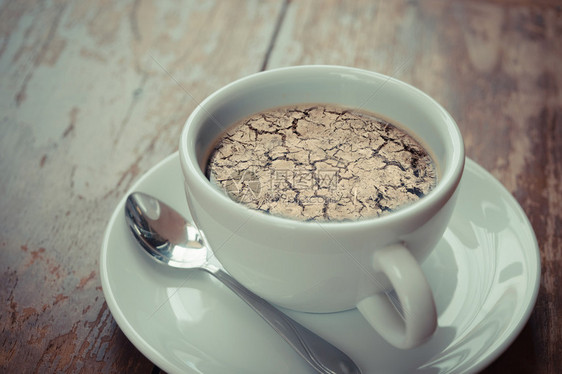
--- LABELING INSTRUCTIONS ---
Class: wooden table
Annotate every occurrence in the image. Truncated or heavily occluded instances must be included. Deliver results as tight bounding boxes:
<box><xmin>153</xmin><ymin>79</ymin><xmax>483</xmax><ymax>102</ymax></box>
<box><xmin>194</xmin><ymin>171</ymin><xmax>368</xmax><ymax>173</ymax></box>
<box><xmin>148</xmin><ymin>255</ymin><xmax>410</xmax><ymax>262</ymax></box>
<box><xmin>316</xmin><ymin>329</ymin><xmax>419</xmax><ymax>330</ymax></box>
<box><xmin>1</xmin><ymin>1</ymin><xmax>560</xmax><ymax>373</ymax></box>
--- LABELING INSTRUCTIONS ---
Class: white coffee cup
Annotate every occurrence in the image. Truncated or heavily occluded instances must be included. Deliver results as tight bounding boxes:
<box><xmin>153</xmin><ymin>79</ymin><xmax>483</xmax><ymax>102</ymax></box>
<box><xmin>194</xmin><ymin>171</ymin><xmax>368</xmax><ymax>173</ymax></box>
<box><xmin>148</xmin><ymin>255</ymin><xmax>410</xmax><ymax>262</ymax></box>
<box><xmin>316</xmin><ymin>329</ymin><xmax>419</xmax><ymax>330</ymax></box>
<box><xmin>179</xmin><ymin>65</ymin><xmax>465</xmax><ymax>349</ymax></box>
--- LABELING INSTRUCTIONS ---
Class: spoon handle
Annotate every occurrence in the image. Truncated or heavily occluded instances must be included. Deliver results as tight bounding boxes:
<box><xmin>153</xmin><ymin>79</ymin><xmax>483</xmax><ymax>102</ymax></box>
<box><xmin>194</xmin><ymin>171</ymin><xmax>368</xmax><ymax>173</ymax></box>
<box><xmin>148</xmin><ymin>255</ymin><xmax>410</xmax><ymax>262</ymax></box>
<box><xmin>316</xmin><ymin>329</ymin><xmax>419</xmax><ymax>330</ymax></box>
<box><xmin>204</xmin><ymin>265</ymin><xmax>361</xmax><ymax>374</ymax></box>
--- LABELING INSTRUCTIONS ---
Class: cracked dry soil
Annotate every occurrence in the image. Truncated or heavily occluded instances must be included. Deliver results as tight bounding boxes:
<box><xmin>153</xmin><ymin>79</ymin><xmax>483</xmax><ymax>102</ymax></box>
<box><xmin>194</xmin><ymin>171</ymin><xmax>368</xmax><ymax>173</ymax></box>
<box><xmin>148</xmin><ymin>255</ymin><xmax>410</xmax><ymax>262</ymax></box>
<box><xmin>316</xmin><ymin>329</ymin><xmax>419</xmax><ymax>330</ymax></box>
<box><xmin>206</xmin><ymin>104</ymin><xmax>437</xmax><ymax>221</ymax></box>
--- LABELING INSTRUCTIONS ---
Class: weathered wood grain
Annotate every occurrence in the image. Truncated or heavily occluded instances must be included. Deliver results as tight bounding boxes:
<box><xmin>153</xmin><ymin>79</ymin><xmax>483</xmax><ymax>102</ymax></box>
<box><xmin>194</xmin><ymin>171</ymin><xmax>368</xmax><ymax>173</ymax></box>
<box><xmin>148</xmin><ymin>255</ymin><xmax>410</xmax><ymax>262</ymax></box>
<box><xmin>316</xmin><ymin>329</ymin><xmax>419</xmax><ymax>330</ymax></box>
<box><xmin>268</xmin><ymin>0</ymin><xmax>561</xmax><ymax>373</ymax></box>
<box><xmin>1</xmin><ymin>0</ymin><xmax>561</xmax><ymax>373</ymax></box>
<box><xmin>0</xmin><ymin>0</ymin><xmax>283</xmax><ymax>372</ymax></box>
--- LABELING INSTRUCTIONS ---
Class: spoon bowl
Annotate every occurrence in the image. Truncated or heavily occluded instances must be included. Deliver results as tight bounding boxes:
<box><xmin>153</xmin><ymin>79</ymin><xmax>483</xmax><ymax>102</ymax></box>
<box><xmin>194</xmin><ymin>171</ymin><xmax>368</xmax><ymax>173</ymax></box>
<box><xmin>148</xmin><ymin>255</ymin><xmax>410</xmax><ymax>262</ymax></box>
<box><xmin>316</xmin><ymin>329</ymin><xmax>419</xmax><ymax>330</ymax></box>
<box><xmin>124</xmin><ymin>192</ymin><xmax>361</xmax><ymax>374</ymax></box>
<box><xmin>125</xmin><ymin>192</ymin><xmax>207</xmax><ymax>268</ymax></box>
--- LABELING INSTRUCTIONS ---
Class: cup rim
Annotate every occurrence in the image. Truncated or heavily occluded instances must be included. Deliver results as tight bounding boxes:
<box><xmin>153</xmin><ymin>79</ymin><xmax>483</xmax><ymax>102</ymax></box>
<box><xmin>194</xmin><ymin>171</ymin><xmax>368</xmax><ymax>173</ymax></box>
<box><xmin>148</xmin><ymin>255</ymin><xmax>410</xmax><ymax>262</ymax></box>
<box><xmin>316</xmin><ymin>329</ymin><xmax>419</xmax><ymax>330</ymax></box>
<box><xmin>179</xmin><ymin>65</ymin><xmax>465</xmax><ymax>228</ymax></box>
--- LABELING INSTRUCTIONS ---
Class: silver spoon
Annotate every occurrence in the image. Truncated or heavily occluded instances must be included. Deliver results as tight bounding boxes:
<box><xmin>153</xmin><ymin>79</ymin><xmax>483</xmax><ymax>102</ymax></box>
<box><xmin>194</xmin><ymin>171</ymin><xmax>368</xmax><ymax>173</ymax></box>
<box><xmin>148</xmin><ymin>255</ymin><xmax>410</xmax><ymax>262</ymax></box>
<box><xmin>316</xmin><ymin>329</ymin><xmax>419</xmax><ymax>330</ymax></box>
<box><xmin>125</xmin><ymin>192</ymin><xmax>361</xmax><ymax>374</ymax></box>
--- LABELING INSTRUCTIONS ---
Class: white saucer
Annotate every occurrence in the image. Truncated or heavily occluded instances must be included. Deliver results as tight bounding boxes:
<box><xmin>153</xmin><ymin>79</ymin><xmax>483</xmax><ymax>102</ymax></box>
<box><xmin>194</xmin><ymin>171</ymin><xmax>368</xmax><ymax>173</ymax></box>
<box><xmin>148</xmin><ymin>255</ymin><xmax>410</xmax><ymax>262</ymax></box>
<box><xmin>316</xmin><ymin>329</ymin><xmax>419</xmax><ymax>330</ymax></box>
<box><xmin>100</xmin><ymin>153</ymin><xmax>540</xmax><ymax>374</ymax></box>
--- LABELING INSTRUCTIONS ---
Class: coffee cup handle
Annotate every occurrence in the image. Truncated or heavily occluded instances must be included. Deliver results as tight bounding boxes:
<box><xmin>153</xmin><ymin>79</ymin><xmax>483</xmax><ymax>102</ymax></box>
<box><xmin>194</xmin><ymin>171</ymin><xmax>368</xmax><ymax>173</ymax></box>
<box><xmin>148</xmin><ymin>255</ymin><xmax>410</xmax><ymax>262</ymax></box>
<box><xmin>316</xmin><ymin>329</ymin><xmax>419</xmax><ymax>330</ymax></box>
<box><xmin>356</xmin><ymin>243</ymin><xmax>437</xmax><ymax>349</ymax></box>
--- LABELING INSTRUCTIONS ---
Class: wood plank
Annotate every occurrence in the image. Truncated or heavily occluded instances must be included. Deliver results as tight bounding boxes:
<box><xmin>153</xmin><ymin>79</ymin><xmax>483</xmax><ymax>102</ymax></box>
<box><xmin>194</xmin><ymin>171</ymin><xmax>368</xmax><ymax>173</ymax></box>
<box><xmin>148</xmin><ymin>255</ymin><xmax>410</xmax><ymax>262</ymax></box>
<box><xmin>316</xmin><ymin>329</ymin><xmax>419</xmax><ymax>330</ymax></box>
<box><xmin>0</xmin><ymin>0</ymin><xmax>283</xmax><ymax>372</ymax></box>
<box><xmin>268</xmin><ymin>0</ymin><xmax>561</xmax><ymax>373</ymax></box>
<box><xmin>1</xmin><ymin>0</ymin><xmax>560</xmax><ymax>372</ymax></box>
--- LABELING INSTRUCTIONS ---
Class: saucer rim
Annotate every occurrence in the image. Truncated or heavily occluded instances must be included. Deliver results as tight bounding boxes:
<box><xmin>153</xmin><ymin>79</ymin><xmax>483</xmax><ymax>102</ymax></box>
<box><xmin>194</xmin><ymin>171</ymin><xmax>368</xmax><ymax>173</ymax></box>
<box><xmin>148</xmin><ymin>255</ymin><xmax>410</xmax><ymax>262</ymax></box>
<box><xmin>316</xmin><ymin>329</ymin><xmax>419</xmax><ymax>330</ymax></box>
<box><xmin>455</xmin><ymin>158</ymin><xmax>541</xmax><ymax>373</ymax></box>
<box><xmin>100</xmin><ymin>153</ymin><xmax>541</xmax><ymax>374</ymax></box>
